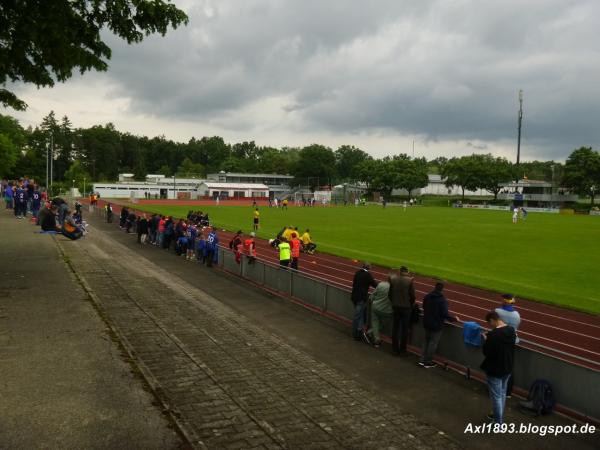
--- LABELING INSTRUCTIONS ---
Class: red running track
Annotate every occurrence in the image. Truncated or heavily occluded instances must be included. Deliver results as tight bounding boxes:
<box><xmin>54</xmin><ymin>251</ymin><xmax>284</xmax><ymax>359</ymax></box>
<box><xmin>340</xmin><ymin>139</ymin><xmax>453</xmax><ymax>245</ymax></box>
<box><xmin>95</xmin><ymin>200</ymin><xmax>600</xmax><ymax>372</ymax></box>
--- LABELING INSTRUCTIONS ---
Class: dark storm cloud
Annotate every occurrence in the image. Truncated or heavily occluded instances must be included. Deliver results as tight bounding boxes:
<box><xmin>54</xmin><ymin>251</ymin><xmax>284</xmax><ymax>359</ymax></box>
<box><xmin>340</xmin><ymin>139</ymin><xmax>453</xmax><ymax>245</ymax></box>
<box><xmin>98</xmin><ymin>0</ymin><xmax>600</xmax><ymax>159</ymax></box>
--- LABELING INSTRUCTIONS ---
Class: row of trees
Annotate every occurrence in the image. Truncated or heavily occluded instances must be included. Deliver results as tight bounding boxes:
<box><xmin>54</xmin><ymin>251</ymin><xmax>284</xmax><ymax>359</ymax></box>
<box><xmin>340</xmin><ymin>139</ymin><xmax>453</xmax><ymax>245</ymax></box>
<box><xmin>1</xmin><ymin>111</ymin><xmax>599</xmax><ymax>204</ymax></box>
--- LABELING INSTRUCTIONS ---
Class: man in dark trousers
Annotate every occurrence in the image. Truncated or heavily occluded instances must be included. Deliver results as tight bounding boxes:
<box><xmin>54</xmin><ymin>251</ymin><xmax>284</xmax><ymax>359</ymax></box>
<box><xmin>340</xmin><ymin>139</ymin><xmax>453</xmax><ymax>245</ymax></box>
<box><xmin>388</xmin><ymin>266</ymin><xmax>415</xmax><ymax>355</ymax></box>
<box><xmin>481</xmin><ymin>310</ymin><xmax>516</xmax><ymax>424</ymax></box>
<box><xmin>350</xmin><ymin>262</ymin><xmax>377</xmax><ymax>342</ymax></box>
<box><xmin>419</xmin><ymin>282</ymin><xmax>458</xmax><ymax>368</ymax></box>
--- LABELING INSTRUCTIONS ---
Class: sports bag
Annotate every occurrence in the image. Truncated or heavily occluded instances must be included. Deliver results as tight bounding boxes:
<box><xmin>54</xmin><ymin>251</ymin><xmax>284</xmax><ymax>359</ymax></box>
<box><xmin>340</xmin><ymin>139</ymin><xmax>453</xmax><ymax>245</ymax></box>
<box><xmin>463</xmin><ymin>321</ymin><xmax>483</xmax><ymax>346</ymax></box>
<box><xmin>518</xmin><ymin>379</ymin><xmax>556</xmax><ymax>416</ymax></box>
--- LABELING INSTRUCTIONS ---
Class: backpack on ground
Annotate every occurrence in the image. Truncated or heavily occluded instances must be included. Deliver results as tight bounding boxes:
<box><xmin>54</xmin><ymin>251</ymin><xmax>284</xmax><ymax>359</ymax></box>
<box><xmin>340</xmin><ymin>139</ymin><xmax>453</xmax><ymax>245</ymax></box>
<box><xmin>518</xmin><ymin>379</ymin><xmax>556</xmax><ymax>416</ymax></box>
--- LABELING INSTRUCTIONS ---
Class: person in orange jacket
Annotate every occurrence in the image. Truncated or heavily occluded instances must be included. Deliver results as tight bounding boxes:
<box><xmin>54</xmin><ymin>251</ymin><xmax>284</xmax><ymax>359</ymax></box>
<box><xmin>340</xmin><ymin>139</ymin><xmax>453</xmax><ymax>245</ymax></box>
<box><xmin>290</xmin><ymin>232</ymin><xmax>301</xmax><ymax>270</ymax></box>
<box><xmin>244</xmin><ymin>232</ymin><xmax>257</xmax><ymax>264</ymax></box>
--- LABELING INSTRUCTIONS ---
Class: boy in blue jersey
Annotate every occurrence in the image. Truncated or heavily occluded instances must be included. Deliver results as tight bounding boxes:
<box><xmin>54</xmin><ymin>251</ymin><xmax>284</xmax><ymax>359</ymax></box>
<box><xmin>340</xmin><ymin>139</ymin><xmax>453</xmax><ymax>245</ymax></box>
<box><xmin>176</xmin><ymin>233</ymin><xmax>188</xmax><ymax>256</ymax></box>
<box><xmin>31</xmin><ymin>187</ymin><xmax>42</xmax><ymax>220</ymax></box>
<box><xmin>205</xmin><ymin>227</ymin><xmax>219</xmax><ymax>267</ymax></box>
<box><xmin>186</xmin><ymin>224</ymin><xmax>197</xmax><ymax>261</ymax></box>
<box><xmin>14</xmin><ymin>185</ymin><xmax>27</xmax><ymax>218</ymax></box>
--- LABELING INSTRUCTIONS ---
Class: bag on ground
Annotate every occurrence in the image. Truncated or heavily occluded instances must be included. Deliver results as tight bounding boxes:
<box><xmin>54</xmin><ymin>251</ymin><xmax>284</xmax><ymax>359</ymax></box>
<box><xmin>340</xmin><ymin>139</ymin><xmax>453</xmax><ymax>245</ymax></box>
<box><xmin>518</xmin><ymin>379</ymin><xmax>556</xmax><ymax>416</ymax></box>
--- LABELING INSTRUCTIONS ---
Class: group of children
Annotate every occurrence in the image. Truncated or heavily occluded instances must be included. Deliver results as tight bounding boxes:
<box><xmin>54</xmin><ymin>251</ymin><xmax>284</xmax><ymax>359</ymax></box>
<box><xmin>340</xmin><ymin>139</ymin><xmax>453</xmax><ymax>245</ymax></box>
<box><xmin>2</xmin><ymin>178</ymin><xmax>45</xmax><ymax>219</ymax></box>
<box><xmin>116</xmin><ymin>209</ymin><xmax>220</xmax><ymax>266</ymax></box>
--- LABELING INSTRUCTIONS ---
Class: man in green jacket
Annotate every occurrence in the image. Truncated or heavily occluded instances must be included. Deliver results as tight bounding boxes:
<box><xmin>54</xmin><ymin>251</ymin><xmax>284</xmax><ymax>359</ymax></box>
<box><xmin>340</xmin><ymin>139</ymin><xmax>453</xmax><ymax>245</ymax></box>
<box><xmin>367</xmin><ymin>280</ymin><xmax>392</xmax><ymax>347</ymax></box>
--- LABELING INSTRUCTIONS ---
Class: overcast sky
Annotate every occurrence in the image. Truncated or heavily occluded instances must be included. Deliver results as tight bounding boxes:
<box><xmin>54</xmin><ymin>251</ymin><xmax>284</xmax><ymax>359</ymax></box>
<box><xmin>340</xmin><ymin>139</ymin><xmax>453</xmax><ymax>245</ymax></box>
<box><xmin>5</xmin><ymin>0</ymin><xmax>600</xmax><ymax>161</ymax></box>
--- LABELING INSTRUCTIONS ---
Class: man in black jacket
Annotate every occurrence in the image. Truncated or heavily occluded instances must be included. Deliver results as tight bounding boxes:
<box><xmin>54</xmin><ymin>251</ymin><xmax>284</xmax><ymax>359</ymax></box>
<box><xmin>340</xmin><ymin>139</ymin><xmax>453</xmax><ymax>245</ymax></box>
<box><xmin>350</xmin><ymin>262</ymin><xmax>377</xmax><ymax>342</ymax></box>
<box><xmin>481</xmin><ymin>310</ymin><xmax>516</xmax><ymax>424</ymax></box>
<box><xmin>418</xmin><ymin>282</ymin><xmax>458</xmax><ymax>368</ymax></box>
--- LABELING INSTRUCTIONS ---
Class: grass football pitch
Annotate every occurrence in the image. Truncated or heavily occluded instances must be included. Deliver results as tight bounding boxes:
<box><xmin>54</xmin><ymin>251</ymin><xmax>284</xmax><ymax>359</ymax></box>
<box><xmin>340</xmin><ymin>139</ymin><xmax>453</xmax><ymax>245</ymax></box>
<box><xmin>128</xmin><ymin>203</ymin><xmax>600</xmax><ymax>314</ymax></box>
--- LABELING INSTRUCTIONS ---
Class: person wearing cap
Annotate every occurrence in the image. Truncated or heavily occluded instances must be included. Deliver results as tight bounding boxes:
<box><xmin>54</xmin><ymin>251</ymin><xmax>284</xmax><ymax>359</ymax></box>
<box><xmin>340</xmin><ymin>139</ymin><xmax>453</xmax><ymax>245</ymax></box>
<box><xmin>388</xmin><ymin>266</ymin><xmax>416</xmax><ymax>355</ymax></box>
<box><xmin>351</xmin><ymin>262</ymin><xmax>378</xmax><ymax>342</ymax></box>
<box><xmin>244</xmin><ymin>232</ymin><xmax>257</xmax><ymax>265</ymax></box>
<box><xmin>495</xmin><ymin>294</ymin><xmax>521</xmax><ymax>397</ymax></box>
<box><xmin>419</xmin><ymin>282</ymin><xmax>458</xmax><ymax>368</ymax></box>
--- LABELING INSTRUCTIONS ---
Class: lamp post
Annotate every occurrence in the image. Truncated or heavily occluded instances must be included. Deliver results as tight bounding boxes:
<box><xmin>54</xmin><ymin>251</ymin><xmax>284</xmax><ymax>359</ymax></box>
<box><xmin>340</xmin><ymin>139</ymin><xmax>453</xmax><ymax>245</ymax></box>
<box><xmin>83</xmin><ymin>178</ymin><xmax>86</xmax><ymax>198</ymax></box>
<box><xmin>551</xmin><ymin>164</ymin><xmax>555</xmax><ymax>208</ymax></box>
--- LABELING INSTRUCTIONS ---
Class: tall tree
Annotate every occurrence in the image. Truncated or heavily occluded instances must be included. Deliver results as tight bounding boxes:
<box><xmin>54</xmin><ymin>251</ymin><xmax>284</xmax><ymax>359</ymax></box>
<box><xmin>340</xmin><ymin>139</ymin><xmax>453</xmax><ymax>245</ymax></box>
<box><xmin>562</xmin><ymin>147</ymin><xmax>600</xmax><ymax>205</ymax></box>
<box><xmin>479</xmin><ymin>155</ymin><xmax>514</xmax><ymax>201</ymax></box>
<box><xmin>395</xmin><ymin>156</ymin><xmax>429</xmax><ymax>198</ymax></box>
<box><xmin>0</xmin><ymin>134</ymin><xmax>19</xmax><ymax>177</ymax></box>
<box><xmin>442</xmin><ymin>155</ymin><xmax>482</xmax><ymax>201</ymax></box>
<box><xmin>176</xmin><ymin>157</ymin><xmax>205</xmax><ymax>178</ymax></box>
<box><xmin>335</xmin><ymin>145</ymin><xmax>371</xmax><ymax>180</ymax></box>
<box><xmin>0</xmin><ymin>0</ymin><xmax>188</xmax><ymax>110</ymax></box>
<box><xmin>291</xmin><ymin>144</ymin><xmax>336</xmax><ymax>189</ymax></box>
<box><xmin>63</xmin><ymin>160</ymin><xmax>91</xmax><ymax>193</ymax></box>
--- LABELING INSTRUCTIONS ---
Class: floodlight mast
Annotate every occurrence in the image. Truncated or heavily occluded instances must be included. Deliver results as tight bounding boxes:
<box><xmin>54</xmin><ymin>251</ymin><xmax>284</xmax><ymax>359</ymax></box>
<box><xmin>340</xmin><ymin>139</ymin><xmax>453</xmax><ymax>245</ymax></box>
<box><xmin>516</xmin><ymin>89</ymin><xmax>523</xmax><ymax>168</ymax></box>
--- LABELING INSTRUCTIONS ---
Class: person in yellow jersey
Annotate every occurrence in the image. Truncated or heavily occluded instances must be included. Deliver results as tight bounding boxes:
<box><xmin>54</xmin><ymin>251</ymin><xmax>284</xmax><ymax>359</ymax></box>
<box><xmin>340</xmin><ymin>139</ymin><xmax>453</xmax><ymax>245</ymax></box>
<box><xmin>253</xmin><ymin>207</ymin><xmax>260</xmax><ymax>231</ymax></box>
<box><xmin>278</xmin><ymin>237</ymin><xmax>291</xmax><ymax>268</ymax></box>
<box><xmin>301</xmin><ymin>228</ymin><xmax>317</xmax><ymax>254</ymax></box>
<box><xmin>282</xmin><ymin>226</ymin><xmax>294</xmax><ymax>241</ymax></box>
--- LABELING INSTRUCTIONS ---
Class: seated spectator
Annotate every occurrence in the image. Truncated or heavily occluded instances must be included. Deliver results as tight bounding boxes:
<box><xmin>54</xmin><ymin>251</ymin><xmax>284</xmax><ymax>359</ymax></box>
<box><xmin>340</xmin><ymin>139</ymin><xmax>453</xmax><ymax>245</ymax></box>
<box><xmin>39</xmin><ymin>204</ymin><xmax>59</xmax><ymax>231</ymax></box>
<box><xmin>301</xmin><ymin>229</ymin><xmax>317</xmax><ymax>254</ymax></box>
<box><xmin>62</xmin><ymin>210</ymin><xmax>83</xmax><ymax>240</ymax></box>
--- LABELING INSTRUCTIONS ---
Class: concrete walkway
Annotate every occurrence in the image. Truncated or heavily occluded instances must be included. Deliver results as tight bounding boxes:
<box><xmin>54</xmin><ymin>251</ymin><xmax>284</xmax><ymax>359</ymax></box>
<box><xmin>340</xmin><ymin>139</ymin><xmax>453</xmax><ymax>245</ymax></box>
<box><xmin>0</xmin><ymin>211</ymin><xmax>182</xmax><ymax>449</ymax></box>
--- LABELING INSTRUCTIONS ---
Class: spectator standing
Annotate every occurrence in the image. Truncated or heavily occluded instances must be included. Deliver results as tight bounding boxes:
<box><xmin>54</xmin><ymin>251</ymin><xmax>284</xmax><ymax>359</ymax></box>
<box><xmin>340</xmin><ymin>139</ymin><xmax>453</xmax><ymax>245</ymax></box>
<box><xmin>481</xmin><ymin>310</ymin><xmax>516</xmax><ymax>424</ymax></box>
<box><xmin>186</xmin><ymin>223</ymin><xmax>198</xmax><ymax>261</ymax></box>
<box><xmin>105</xmin><ymin>203</ymin><xmax>113</xmax><ymax>223</ymax></box>
<box><xmin>495</xmin><ymin>294</ymin><xmax>521</xmax><ymax>397</ymax></box>
<box><xmin>367</xmin><ymin>280</ymin><xmax>392</xmax><ymax>347</ymax></box>
<box><xmin>119</xmin><ymin>207</ymin><xmax>129</xmax><ymax>228</ymax></box>
<box><xmin>277</xmin><ymin>238</ymin><xmax>291</xmax><ymax>268</ymax></box>
<box><xmin>31</xmin><ymin>186</ymin><xmax>41</xmax><ymax>220</ymax></box>
<box><xmin>419</xmin><ymin>282</ymin><xmax>458</xmax><ymax>368</ymax></box>
<box><xmin>14</xmin><ymin>183</ymin><xmax>27</xmax><ymax>218</ymax></box>
<box><xmin>137</xmin><ymin>214</ymin><xmax>149</xmax><ymax>244</ymax></box>
<box><xmin>229</xmin><ymin>230</ymin><xmax>243</xmax><ymax>264</ymax></box>
<box><xmin>157</xmin><ymin>216</ymin><xmax>166</xmax><ymax>247</ymax></box>
<box><xmin>244</xmin><ymin>232</ymin><xmax>257</xmax><ymax>265</ymax></box>
<box><xmin>290</xmin><ymin>232</ymin><xmax>301</xmax><ymax>270</ymax></box>
<box><xmin>350</xmin><ymin>262</ymin><xmax>377</xmax><ymax>342</ymax></box>
<box><xmin>388</xmin><ymin>266</ymin><xmax>416</xmax><ymax>355</ymax></box>
<box><xmin>205</xmin><ymin>227</ymin><xmax>219</xmax><ymax>267</ymax></box>
<box><xmin>4</xmin><ymin>183</ymin><xmax>13</xmax><ymax>209</ymax></box>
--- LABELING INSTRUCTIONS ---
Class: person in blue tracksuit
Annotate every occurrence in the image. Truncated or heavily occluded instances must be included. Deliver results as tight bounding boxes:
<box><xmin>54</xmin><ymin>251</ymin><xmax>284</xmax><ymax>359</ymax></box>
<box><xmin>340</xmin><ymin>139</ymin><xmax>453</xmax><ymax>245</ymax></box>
<box><xmin>31</xmin><ymin>187</ymin><xmax>42</xmax><ymax>220</ymax></box>
<box><xmin>196</xmin><ymin>231</ymin><xmax>207</xmax><ymax>264</ymax></box>
<box><xmin>14</xmin><ymin>185</ymin><xmax>27</xmax><ymax>218</ymax></box>
<box><xmin>205</xmin><ymin>228</ymin><xmax>219</xmax><ymax>267</ymax></box>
